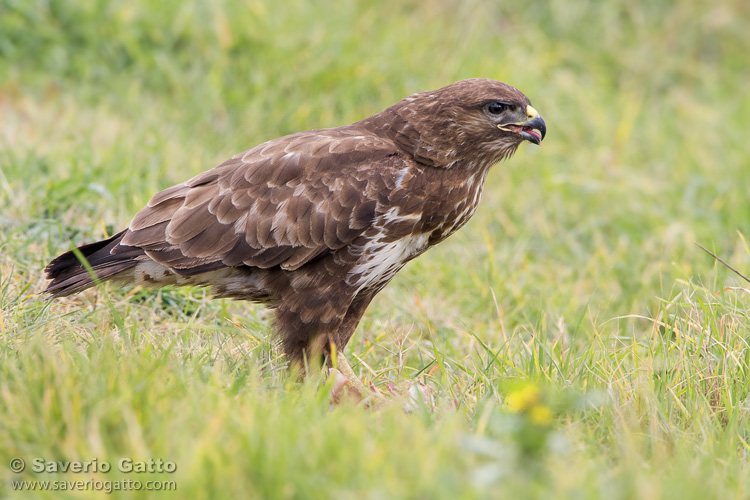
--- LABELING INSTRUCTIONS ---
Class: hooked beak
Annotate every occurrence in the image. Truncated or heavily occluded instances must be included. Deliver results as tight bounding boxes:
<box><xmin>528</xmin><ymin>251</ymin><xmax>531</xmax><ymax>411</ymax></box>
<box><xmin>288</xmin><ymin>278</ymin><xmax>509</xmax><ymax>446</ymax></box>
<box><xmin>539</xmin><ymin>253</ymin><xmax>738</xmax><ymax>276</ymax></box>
<box><xmin>497</xmin><ymin>105</ymin><xmax>547</xmax><ymax>146</ymax></box>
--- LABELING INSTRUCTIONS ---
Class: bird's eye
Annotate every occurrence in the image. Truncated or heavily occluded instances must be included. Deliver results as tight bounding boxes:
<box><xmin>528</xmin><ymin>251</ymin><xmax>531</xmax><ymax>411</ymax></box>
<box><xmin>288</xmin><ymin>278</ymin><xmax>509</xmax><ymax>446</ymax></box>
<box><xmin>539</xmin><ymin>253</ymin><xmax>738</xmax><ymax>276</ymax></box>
<box><xmin>486</xmin><ymin>102</ymin><xmax>507</xmax><ymax>115</ymax></box>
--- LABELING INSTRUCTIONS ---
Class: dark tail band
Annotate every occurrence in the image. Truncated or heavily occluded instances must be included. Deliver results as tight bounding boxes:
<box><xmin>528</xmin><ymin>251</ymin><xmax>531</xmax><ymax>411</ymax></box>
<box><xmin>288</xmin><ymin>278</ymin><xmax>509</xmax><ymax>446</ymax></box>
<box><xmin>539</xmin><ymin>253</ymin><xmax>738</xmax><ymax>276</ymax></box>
<box><xmin>44</xmin><ymin>230</ymin><xmax>144</xmax><ymax>297</ymax></box>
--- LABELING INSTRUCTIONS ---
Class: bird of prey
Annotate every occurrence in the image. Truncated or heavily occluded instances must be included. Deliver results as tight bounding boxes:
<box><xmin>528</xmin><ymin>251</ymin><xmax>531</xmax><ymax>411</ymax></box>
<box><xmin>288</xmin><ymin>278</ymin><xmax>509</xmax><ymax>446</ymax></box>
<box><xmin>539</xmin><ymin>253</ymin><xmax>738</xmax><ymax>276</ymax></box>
<box><xmin>45</xmin><ymin>78</ymin><xmax>546</xmax><ymax>395</ymax></box>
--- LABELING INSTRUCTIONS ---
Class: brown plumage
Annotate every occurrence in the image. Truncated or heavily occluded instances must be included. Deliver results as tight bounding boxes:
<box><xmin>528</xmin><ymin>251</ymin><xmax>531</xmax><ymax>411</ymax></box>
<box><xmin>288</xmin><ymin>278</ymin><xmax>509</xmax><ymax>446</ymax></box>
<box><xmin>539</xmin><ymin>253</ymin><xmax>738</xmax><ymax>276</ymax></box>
<box><xmin>45</xmin><ymin>79</ymin><xmax>546</xmax><ymax>364</ymax></box>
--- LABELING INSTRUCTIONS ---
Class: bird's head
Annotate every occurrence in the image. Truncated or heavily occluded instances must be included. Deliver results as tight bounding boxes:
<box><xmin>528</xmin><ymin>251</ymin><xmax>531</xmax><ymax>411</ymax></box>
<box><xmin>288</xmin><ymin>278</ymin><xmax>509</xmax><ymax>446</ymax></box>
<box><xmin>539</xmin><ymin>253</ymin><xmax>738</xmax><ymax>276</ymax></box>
<box><xmin>377</xmin><ymin>78</ymin><xmax>546</xmax><ymax>168</ymax></box>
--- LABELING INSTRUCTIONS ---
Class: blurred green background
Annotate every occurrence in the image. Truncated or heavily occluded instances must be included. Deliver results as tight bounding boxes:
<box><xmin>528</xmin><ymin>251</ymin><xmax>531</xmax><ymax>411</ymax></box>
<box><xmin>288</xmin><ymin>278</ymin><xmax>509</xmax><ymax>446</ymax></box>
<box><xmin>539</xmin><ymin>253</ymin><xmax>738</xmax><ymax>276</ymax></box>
<box><xmin>1</xmin><ymin>1</ymin><xmax>750</xmax><ymax>498</ymax></box>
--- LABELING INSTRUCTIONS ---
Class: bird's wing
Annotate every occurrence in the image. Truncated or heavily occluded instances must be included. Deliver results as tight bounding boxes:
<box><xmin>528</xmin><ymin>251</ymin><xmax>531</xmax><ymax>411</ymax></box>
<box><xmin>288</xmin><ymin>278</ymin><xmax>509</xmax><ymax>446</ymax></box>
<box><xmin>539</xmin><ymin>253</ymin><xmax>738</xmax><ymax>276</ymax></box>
<box><xmin>118</xmin><ymin>129</ymin><xmax>397</xmax><ymax>274</ymax></box>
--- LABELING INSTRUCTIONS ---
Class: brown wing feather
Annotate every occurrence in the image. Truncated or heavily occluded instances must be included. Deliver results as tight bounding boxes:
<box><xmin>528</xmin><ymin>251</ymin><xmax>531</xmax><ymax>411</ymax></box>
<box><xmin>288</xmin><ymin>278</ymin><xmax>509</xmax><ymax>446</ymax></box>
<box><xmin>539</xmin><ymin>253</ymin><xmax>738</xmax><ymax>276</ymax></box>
<box><xmin>119</xmin><ymin>128</ymin><xmax>401</xmax><ymax>273</ymax></box>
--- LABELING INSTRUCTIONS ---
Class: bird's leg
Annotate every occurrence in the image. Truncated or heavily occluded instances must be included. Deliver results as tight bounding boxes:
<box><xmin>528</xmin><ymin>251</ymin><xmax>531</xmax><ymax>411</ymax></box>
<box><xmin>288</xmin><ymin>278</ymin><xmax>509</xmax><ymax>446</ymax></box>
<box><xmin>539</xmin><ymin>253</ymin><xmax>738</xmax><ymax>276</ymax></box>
<box><xmin>322</xmin><ymin>293</ymin><xmax>389</xmax><ymax>407</ymax></box>
<box><xmin>278</xmin><ymin>290</ymin><xmax>388</xmax><ymax>407</ymax></box>
<box><xmin>329</xmin><ymin>352</ymin><xmax>386</xmax><ymax>407</ymax></box>
<box><xmin>328</xmin><ymin>354</ymin><xmax>436</xmax><ymax>411</ymax></box>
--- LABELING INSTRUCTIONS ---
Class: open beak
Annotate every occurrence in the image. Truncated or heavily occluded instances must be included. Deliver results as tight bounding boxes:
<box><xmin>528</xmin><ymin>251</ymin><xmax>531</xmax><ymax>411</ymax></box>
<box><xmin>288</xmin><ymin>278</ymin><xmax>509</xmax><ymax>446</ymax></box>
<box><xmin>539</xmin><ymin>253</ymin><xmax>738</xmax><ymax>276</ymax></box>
<box><xmin>498</xmin><ymin>105</ymin><xmax>547</xmax><ymax>146</ymax></box>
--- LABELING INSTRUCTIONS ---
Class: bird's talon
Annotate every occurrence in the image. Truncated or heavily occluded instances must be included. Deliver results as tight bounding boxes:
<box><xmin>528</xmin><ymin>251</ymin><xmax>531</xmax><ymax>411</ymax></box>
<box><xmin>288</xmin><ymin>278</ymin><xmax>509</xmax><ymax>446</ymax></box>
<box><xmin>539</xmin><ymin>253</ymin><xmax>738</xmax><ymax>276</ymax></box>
<box><xmin>328</xmin><ymin>368</ymin><xmax>354</xmax><ymax>405</ymax></box>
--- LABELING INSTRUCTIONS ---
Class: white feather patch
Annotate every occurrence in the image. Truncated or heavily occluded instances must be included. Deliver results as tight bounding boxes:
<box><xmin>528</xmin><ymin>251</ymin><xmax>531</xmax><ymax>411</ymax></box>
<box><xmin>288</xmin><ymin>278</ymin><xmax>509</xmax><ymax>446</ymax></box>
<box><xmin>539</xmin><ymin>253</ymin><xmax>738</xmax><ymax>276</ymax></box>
<box><xmin>349</xmin><ymin>233</ymin><xmax>430</xmax><ymax>292</ymax></box>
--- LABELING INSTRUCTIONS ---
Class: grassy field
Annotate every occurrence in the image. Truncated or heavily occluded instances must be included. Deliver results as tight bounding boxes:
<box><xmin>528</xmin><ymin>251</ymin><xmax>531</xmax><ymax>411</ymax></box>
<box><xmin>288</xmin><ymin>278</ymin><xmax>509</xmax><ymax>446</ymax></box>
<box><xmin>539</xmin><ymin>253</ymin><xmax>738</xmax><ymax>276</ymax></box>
<box><xmin>2</xmin><ymin>0</ymin><xmax>750</xmax><ymax>498</ymax></box>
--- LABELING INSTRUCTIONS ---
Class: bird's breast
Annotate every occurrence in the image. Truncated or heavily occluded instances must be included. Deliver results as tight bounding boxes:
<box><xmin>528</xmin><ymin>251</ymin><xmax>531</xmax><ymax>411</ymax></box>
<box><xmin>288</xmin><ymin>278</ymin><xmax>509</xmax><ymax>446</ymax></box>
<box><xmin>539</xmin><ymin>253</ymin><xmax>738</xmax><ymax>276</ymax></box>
<box><xmin>346</xmin><ymin>233</ymin><xmax>430</xmax><ymax>293</ymax></box>
<box><xmin>419</xmin><ymin>170</ymin><xmax>487</xmax><ymax>245</ymax></box>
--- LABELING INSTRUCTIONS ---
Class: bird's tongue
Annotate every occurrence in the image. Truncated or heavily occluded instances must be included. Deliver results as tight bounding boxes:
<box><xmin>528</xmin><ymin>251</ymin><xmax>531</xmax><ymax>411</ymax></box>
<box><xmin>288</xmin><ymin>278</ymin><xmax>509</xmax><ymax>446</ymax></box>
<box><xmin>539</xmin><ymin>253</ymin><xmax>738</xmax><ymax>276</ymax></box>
<box><xmin>524</xmin><ymin>128</ymin><xmax>542</xmax><ymax>141</ymax></box>
<box><xmin>507</xmin><ymin>124</ymin><xmax>541</xmax><ymax>141</ymax></box>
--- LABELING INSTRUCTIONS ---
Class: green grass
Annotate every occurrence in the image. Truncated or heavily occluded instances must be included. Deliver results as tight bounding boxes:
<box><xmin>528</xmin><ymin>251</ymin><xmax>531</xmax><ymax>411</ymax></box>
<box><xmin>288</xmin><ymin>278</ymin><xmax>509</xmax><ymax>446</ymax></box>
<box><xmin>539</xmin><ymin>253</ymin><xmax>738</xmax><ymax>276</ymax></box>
<box><xmin>2</xmin><ymin>0</ymin><xmax>750</xmax><ymax>498</ymax></box>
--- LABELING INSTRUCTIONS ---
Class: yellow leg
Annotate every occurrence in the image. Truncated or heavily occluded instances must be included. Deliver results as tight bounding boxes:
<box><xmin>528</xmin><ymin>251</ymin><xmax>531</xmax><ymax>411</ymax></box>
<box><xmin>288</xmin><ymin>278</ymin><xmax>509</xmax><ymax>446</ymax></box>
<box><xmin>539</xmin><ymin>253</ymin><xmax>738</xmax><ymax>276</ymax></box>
<box><xmin>330</xmin><ymin>354</ymin><xmax>386</xmax><ymax>407</ymax></box>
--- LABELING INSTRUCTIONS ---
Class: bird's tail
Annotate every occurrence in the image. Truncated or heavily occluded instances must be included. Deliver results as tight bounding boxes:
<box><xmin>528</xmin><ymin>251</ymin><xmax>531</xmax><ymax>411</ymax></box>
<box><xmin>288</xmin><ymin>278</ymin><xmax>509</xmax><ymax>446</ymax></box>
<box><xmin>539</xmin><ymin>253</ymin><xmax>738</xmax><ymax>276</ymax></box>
<box><xmin>44</xmin><ymin>230</ymin><xmax>145</xmax><ymax>297</ymax></box>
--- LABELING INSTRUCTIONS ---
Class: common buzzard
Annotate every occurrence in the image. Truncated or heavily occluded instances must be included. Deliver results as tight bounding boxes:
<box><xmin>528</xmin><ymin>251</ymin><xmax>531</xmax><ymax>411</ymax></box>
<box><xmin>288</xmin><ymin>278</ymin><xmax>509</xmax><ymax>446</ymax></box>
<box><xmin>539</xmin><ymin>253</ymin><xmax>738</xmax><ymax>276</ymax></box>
<box><xmin>45</xmin><ymin>79</ymin><xmax>546</xmax><ymax>388</ymax></box>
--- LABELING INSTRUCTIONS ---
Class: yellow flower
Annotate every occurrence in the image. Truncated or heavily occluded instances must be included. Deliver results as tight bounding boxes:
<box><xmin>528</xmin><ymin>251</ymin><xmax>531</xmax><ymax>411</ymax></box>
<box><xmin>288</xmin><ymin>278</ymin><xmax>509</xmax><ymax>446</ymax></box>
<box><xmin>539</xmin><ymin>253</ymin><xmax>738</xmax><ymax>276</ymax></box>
<box><xmin>529</xmin><ymin>405</ymin><xmax>553</xmax><ymax>426</ymax></box>
<box><xmin>505</xmin><ymin>385</ymin><xmax>541</xmax><ymax>413</ymax></box>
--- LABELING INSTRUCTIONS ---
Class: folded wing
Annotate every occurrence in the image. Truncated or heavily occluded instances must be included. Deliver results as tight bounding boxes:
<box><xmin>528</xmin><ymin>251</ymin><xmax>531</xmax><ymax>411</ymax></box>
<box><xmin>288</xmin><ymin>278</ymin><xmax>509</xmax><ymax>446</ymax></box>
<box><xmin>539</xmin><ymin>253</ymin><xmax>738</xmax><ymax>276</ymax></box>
<box><xmin>119</xmin><ymin>129</ymin><xmax>395</xmax><ymax>275</ymax></box>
